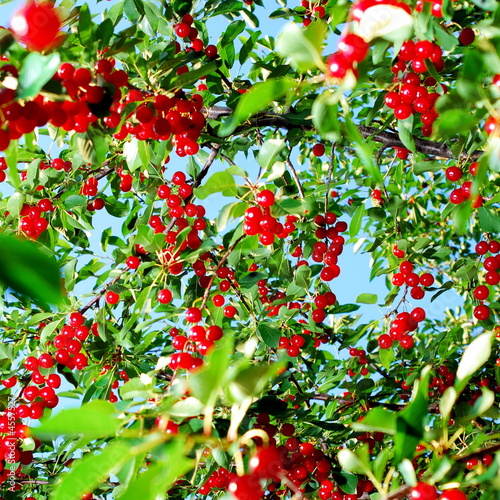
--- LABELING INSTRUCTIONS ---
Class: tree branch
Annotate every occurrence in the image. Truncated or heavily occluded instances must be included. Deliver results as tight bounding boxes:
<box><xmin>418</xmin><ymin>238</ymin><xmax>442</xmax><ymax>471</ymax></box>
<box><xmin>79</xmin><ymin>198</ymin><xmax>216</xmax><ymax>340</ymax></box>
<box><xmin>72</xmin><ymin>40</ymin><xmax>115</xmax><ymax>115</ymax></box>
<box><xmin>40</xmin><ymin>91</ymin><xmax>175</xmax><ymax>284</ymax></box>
<box><xmin>202</xmin><ymin>106</ymin><xmax>483</xmax><ymax>160</ymax></box>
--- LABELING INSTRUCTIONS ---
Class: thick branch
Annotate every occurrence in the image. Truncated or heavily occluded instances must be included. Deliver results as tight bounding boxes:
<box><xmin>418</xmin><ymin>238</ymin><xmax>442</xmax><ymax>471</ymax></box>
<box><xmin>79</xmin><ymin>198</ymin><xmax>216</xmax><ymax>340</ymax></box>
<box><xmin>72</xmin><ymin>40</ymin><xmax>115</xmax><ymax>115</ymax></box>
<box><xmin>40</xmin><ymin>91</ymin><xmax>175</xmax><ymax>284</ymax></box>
<box><xmin>203</xmin><ymin>106</ymin><xmax>483</xmax><ymax>160</ymax></box>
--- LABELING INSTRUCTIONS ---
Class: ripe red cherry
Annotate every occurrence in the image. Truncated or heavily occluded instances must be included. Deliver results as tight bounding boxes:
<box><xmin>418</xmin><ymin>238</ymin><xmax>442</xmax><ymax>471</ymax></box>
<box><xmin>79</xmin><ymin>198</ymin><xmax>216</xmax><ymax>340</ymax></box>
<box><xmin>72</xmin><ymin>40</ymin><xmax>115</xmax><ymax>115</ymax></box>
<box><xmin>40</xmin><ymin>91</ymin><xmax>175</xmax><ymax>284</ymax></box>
<box><xmin>312</xmin><ymin>143</ymin><xmax>325</xmax><ymax>156</ymax></box>
<box><xmin>459</xmin><ymin>27</ymin><xmax>475</xmax><ymax>46</ymax></box>
<box><xmin>326</xmin><ymin>53</ymin><xmax>350</xmax><ymax>79</ymax></box>
<box><xmin>394</xmin><ymin>103</ymin><xmax>413</xmax><ymax>120</ymax></box>
<box><xmin>228</xmin><ymin>473</ymin><xmax>263</xmax><ymax>500</ymax></box>
<box><xmin>257</xmin><ymin>189</ymin><xmax>275</xmax><ymax>207</ymax></box>
<box><xmin>445</xmin><ymin>166</ymin><xmax>462</xmax><ymax>182</ymax></box>
<box><xmin>11</xmin><ymin>1</ymin><xmax>62</xmax><ymax>51</ymax></box>
<box><xmin>185</xmin><ymin>307</ymin><xmax>202</xmax><ymax>323</ymax></box>
<box><xmin>224</xmin><ymin>305</ymin><xmax>237</xmax><ymax>318</ymax></box>
<box><xmin>440</xmin><ymin>490</ymin><xmax>467</xmax><ymax>500</ymax></box>
<box><xmin>474</xmin><ymin>304</ymin><xmax>490</xmax><ymax>321</ymax></box>
<box><xmin>337</xmin><ymin>33</ymin><xmax>369</xmax><ymax>62</ymax></box>
<box><xmin>249</xmin><ymin>446</ymin><xmax>283</xmax><ymax>480</ymax></box>
<box><xmin>175</xmin><ymin>22</ymin><xmax>191</xmax><ymax>38</ymax></box>
<box><xmin>105</xmin><ymin>291</ymin><xmax>120</xmax><ymax>305</ymax></box>
<box><xmin>409</xmin><ymin>482</ymin><xmax>438</xmax><ymax>500</ymax></box>
<box><xmin>126</xmin><ymin>256</ymin><xmax>140</xmax><ymax>269</ymax></box>
<box><xmin>474</xmin><ymin>285</ymin><xmax>489</xmax><ymax>300</ymax></box>
<box><xmin>158</xmin><ymin>289</ymin><xmax>173</xmax><ymax>304</ymax></box>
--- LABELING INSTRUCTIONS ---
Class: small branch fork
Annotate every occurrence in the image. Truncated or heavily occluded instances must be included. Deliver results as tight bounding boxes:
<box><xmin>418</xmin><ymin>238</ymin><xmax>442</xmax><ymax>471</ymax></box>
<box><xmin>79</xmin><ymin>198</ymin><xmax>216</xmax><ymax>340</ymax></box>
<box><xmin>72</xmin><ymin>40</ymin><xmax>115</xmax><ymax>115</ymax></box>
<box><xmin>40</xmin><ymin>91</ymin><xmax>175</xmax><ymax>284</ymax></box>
<box><xmin>203</xmin><ymin>106</ymin><xmax>483</xmax><ymax>160</ymax></box>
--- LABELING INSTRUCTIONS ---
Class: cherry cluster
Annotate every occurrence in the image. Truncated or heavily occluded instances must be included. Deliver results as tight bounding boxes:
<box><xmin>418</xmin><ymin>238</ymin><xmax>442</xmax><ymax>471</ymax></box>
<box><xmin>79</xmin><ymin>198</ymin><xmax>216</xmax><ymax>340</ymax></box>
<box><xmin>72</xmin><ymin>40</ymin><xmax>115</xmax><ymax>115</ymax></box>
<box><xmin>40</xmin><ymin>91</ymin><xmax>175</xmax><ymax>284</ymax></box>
<box><xmin>300</xmin><ymin>0</ymin><xmax>328</xmax><ymax>26</ymax></box>
<box><xmin>410</xmin><ymin>482</ymin><xmax>467</xmax><ymax>500</ymax></box>
<box><xmin>378</xmin><ymin>307</ymin><xmax>426</xmax><ymax>350</ymax></box>
<box><xmin>223</xmin><ymin>419</ymin><xmax>374</xmax><ymax>500</ymax></box>
<box><xmin>429</xmin><ymin>364</ymin><xmax>455</xmax><ymax>396</ymax></box>
<box><xmin>385</xmin><ymin>40</ymin><xmax>446</xmax><ymax>136</ymax></box>
<box><xmin>346</xmin><ymin>347</ymin><xmax>370</xmax><ymax>378</ymax></box>
<box><xmin>17</xmin><ymin>202</ymin><xmax>52</xmax><ymax>240</ymax></box>
<box><xmin>243</xmin><ymin>190</ymin><xmax>299</xmax><ymax>245</ymax></box>
<box><xmin>160</xmin><ymin>307</ymin><xmax>225</xmax><ymax>372</ymax></box>
<box><xmin>472</xmin><ymin>239</ymin><xmax>500</xmax><ymax>322</ymax></box>
<box><xmin>445</xmin><ymin>162</ymin><xmax>483</xmax><ymax>207</ymax></box>
<box><xmin>391</xmin><ymin>256</ymin><xmax>435</xmax><ymax>301</ymax></box>
<box><xmin>326</xmin><ymin>33</ymin><xmax>369</xmax><ymax>81</ymax></box>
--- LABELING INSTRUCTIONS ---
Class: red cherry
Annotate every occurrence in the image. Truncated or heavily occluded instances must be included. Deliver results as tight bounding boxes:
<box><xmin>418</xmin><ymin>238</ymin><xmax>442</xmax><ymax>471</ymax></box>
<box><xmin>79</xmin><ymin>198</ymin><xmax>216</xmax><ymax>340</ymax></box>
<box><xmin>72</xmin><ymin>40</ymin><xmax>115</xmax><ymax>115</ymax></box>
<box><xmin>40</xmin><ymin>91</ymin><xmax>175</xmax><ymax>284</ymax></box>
<box><xmin>312</xmin><ymin>143</ymin><xmax>325</xmax><ymax>156</ymax></box>
<box><xmin>459</xmin><ymin>27</ymin><xmax>475</xmax><ymax>46</ymax></box>
<box><xmin>337</xmin><ymin>33</ymin><xmax>369</xmax><ymax>63</ymax></box>
<box><xmin>257</xmin><ymin>189</ymin><xmax>275</xmax><ymax>207</ymax></box>
<box><xmin>158</xmin><ymin>289</ymin><xmax>173</xmax><ymax>304</ymax></box>
<box><xmin>326</xmin><ymin>52</ymin><xmax>350</xmax><ymax>79</ymax></box>
<box><xmin>11</xmin><ymin>1</ymin><xmax>62</xmax><ymax>51</ymax></box>
<box><xmin>440</xmin><ymin>490</ymin><xmax>467</xmax><ymax>500</ymax></box>
<box><xmin>445</xmin><ymin>166</ymin><xmax>462</xmax><ymax>182</ymax></box>
<box><xmin>228</xmin><ymin>474</ymin><xmax>263</xmax><ymax>500</ymax></box>
<box><xmin>409</xmin><ymin>483</ymin><xmax>438</xmax><ymax>500</ymax></box>
<box><xmin>126</xmin><ymin>256</ymin><xmax>140</xmax><ymax>269</ymax></box>
<box><xmin>185</xmin><ymin>307</ymin><xmax>202</xmax><ymax>323</ymax></box>
<box><xmin>105</xmin><ymin>291</ymin><xmax>120</xmax><ymax>305</ymax></box>
<box><xmin>249</xmin><ymin>446</ymin><xmax>283</xmax><ymax>480</ymax></box>
<box><xmin>394</xmin><ymin>103</ymin><xmax>413</xmax><ymax>120</ymax></box>
<box><xmin>378</xmin><ymin>334</ymin><xmax>392</xmax><ymax>349</ymax></box>
<box><xmin>474</xmin><ymin>285</ymin><xmax>489</xmax><ymax>300</ymax></box>
<box><xmin>474</xmin><ymin>304</ymin><xmax>490</xmax><ymax>321</ymax></box>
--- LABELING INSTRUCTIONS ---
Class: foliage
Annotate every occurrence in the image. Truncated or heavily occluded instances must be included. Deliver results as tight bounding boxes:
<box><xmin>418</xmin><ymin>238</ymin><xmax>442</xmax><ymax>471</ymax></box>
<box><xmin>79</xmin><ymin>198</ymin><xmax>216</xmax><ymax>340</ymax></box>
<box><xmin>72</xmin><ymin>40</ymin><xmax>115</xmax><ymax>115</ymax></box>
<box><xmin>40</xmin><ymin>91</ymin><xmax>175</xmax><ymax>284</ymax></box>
<box><xmin>0</xmin><ymin>0</ymin><xmax>498</xmax><ymax>499</ymax></box>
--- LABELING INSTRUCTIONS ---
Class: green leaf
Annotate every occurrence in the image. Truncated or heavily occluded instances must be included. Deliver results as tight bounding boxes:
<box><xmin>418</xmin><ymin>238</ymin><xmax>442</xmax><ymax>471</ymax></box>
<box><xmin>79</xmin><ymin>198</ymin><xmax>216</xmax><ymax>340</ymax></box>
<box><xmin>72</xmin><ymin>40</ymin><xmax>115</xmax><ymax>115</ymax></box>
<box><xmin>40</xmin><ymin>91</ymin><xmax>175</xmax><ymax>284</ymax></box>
<box><xmin>295</xmin><ymin>265</ymin><xmax>311</xmax><ymax>288</ymax></box>
<box><xmin>398</xmin><ymin>459</ymin><xmax>417</xmax><ymax>487</ymax></box>
<box><xmin>257</xmin><ymin>139</ymin><xmax>286</xmax><ymax>170</ymax></box>
<box><xmin>455</xmin><ymin>332</ymin><xmax>494</xmax><ymax>391</ymax></box>
<box><xmin>227</xmin><ymin>363</ymin><xmax>278</xmax><ymax>404</ymax></box>
<box><xmin>51</xmin><ymin>440</ymin><xmax>132</xmax><ymax>500</ymax></box>
<box><xmin>356</xmin><ymin>293</ymin><xmax>377</xmax><ymax>304</ymax></box>
<box><xmin>63</xmin><ymin>195</ymin><xmax>87</xmax><ymax>209</ymax></box>
<box><xmin>349</xmin><ymin>204</ymin><xmax>364</xmax><ymax>238</ymax></box>
<box><xmin>78</xmin><ymin>3</ymin><xmax>93</xmax><ymax>45</ymax></box>
<box><xmin>413</xmin><ymin>161</ymin><xmax>442</xmax><ymax>175</ymax></box>
<box><xmin>120</xmin><ymin>377</ymin><xmax>155</xmax><ymax>400</ymax></box>
<box><xmin>394</xmin><ymin>366</ymin><xmax>431</xmax><ymax>463</ymax></box>
<box><xmin>338</xmin><ymin>448</ymin><xmax>371</xmax><ymax>476</ymax></box>
<box><xmin>169</xmin><ymin>397</ymin><xmax>205</xmax><ymax>417</ymax></box>
<box><xmin>76</xmin><ymin>130</ymin><xmax>108</xmax><ymax>165</ymax></box>
<box><xmin>5</xmin><ymin>139</ymin><xmax>19</xmax><ymax>189</ymax></box>
<box><xmin>478</xmin><ymin>207</ymin><xmax>500</xmax><ymax>233</ymax></box>
<box><xmin>170</xmin><ymin>61</ymin><xmax>218</xmax><ymax>90</ymax></box>
<box><xmin>312</xmin><ymin>90</ymin><xmax>340</xmax><ymax>141</ymax></box>
<box><xmin>219</xmin><ymin>77</ymin><xmax>296</xmax><ymax>136</ymax></box>
<box><xmin>193</xmin><ymin>170</ymin><xmax>237</xmax><ymax>199</ymax></box>
<box><xmin>189</xmin><ymin>337</ymin><xmax>232</xmax><ymax>405</ymax></box>
<box><xmin>352</xmin><ymin>407</ymin><xmax>396</xmax><ymax>434</ymax></box>
<box><xmin>397</xmin><ymin>116</ymin><xmax>416</xmax><ymax>153</ymax></box>
<box><xmin>435</xmin><ymin>109</ymin><xmax>478</xmax><ymax>137</ymax></box>
<box><xmin>276</xmin><ymin>21</ymin><xmax>326</xmax><ymax>72</ymax></box>
<box><xmin>117</xmin><ymin>440</ymin><xmax>193</xmax><ymax>500</ymax></box>
<box><xmin>34</xmin><ymin>400</ymin><xmax>120</xmax><ymax>440</ymax></box>
<box><xmin>7</xmin><ymin>192</ymin><xmax>24</xmax><ymax>218</ymax></box>
<box><xmin>379</xmin><ymin>346</ymin><xmax>394</xmax><ymax>369</ymax></box>
<box><xmin>257</xmin><ymin>324</ymin><xmax>281</xmax><ymax>348</ymax></box>
<box><xmin>439</xmin><ymin>386</ymin><xmax>457</xmax><ymax>423</ymax></box>
<box><xmin>18</xmin><ymin>52</ymin><xmax>61</xmax><ymax>99</ymax></box>
<box><xmin>0</xmin><ymin>233</ymin><xmax>62</xmax><ymax>305</ymax></box>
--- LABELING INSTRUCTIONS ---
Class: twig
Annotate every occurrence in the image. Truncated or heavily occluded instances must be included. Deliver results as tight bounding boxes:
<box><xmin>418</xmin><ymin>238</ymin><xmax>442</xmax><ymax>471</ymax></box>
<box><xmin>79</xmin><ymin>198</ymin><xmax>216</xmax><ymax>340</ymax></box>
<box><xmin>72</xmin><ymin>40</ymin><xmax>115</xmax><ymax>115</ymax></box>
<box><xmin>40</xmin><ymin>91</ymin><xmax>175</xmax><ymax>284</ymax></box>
<box><xmin>285</xmin><ymin>157</ymin><xmax>305</xmax><ymax>198</ymax></box>
<box><xmin>383</xmin><ymin>484</ymin><xmax>412</xmax><ymax>500</ymax></box>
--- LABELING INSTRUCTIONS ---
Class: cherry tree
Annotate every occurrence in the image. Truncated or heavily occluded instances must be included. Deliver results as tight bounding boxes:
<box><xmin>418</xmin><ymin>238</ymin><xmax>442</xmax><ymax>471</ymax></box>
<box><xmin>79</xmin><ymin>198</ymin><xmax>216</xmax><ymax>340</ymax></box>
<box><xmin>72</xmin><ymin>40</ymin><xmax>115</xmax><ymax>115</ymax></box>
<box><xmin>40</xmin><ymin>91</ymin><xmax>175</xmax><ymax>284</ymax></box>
<box><xmin>0</xmin><ymin>0</ymin><xmax>498</xmax><ymax>499</ymax></box>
